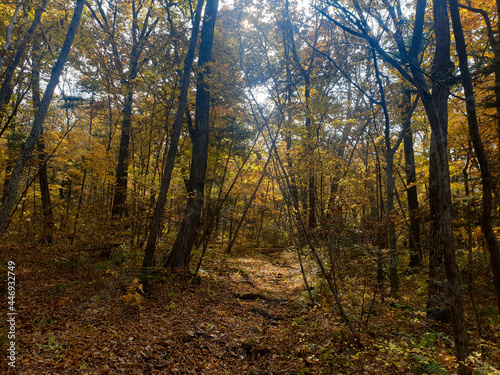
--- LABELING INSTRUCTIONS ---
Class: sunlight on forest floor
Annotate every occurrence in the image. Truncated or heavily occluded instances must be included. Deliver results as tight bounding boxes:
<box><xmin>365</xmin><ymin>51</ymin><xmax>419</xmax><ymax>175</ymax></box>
<box><xmin>1</xmin><ymin>242</ymin><xmax>499</xmax><ymax>374</ymax></box>
<box><xmin>227</xmin><ymin>254</ymin><xmax>311</xmax><ymax>298</ymax></box>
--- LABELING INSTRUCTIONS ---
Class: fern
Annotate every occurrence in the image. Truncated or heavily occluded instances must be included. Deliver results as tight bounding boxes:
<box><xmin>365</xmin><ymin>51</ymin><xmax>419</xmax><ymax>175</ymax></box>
<box><xmin>413</xmin><ymin>361</ymin><xmax>449</xmax><ymax>375</ymax></box>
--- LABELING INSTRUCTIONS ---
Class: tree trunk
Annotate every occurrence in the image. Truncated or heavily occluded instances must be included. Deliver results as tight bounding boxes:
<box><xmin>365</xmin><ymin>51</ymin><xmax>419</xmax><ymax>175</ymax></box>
<box><xmin>108</xmin><ymin>0</ymin><xmax>158</xmax><ymax>217</ymax></box>
<box><xmin>403</xmin><ymin>0</ymin><xmax>470</xmax><ymax>368</ymax></box>
<box><xmin>111</xmin><ymin>90</ymin><xmax>133</xmax><ymax>217</ymax></box>
<box><xmin>283</xmin><ymin>0</ymin><xmax>316</xmax><ymax>228</ymax></box>
<box><xmin>373</xmin><ymin>50</ymin><xmax>399</xmax><ymax>297</ymax></box>
<box><xmin>0</xmin><ymin>0</ymin><xmax>84</xmax><ymax>237</ymax></box>
<box><xmin>111</xmin><ymin>38</ymin><xmax>143</xmax><ymax>217</ymax></box>
<box><xmin>318</xmin><ymin>0</ymin><xmax>471</xmax><ymax>368</ymax></box>
<box><xmin>165</xmin><ymin>0</ymin><xmax>219</xmax><ymax>269</ymax></box>
<box><xmin>449</xmin><ymin>0</ymin><xmax>500</xmax><ymax>313</ymax></box>
<box><xmin>421</xmin><ymin>0</ymin><xmax>470</xmax><ymax>370</ymax></box>
<box><xmin>32</xmin><ymin>46</ymin><xmax>53</xmax><ymax>243</ymax></box>
<box><xmin>142</xmin><ymin>0</ymin><xmax>205</xmax><ymax>269</ymax></box>
<box><xmin>402</xmin><ymin>91</ymin><xmax>422</xmax><ymax>269</ymax></box>
<box><xmin>0</xmin><ymin>0</ymin><xmax>47</xmax><ymax>114</ymax></box>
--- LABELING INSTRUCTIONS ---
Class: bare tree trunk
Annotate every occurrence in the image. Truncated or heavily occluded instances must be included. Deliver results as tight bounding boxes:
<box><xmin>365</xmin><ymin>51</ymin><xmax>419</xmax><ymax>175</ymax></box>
<box><xmin>449</xmin><ymin>0</ymin><xmax>500</xmax><ymax>313</ymax></box>
<box><xmin>142</xmin><ymin>0</ymin><xmax>205</xmax><ymax>269</ymax></box>
<box><xmin>0</xmin><ymin>0</ymin><xmax>84</xmax><ymax>237</ymax></box>
<box><xmin>97</xmin><ymin>0</ymin><xmax>158</xmax><ymax>217</ymax></box>
<box><xmin>421</xmin><ymin>0</ymin><xmax>470</xmax><ymax>369</ymax></box>
<box><xmin>402</xmin><ymin>90</ymin><xmax>422</xmax><ymax>269</ymax></box>
<box><xmin>32</xmin><ymin>45</ymin><xmax>53</xmax><ymax>243</ymax></box>
<box><xmin>372</xmin><ymin>50</ymin><xmax>399</xmax><ymax>296</ymax></box>
<box><xmin>165</xmin><ymin>0</ymin><xmax>219</xmax><ymax>269</ymax></box>
<box><xmin>111</xmin><ymin>88</ymin><xmax>134</xmax><ymax>217</ymax></box>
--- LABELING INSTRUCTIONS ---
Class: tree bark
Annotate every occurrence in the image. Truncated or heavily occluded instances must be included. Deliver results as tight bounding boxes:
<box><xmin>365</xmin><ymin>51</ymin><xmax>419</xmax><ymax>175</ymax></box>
<box><xmin>165</xmin><ymin>0</ymin><xmax>219</xmax><ymax>269</ymax></box>
<box><xmin>103</xmin><ymin>0</ymin><xmax>158</xmax><ymax>217</ymax></box>
<box><xmin>421</xmin><ymin>0</ymin><xmax>470</xmax><ymax>370</ymax></box>
<box><xmin>0</xmin><ymin>0</ymin><xmax>84</xmax><ymax>237</ymax></box>
<box><xmin>142</xmin><ymin>0</ymin><xmax>205</xmax><ymax>268</ymax></box>
<box><xmin>32</xmin><ymin>44</ymin><xmax>54</xmax><ymax>243</ymax></box>
<box><xmin>111</xmin><ymin>88</ymin><xmax>134</xmax><ymax>217</ymax></box>
<box><xmin>449</xmin><ymin>0</ymin><xmax>500</xmax><ymax>314</ymax></box>
<box><xmin>0</xmin><ymin>0</ymin><xmax>47</xmax><ymax>114</ymax></box>
<box><xmin>402</xmin><ymin>91</ymin><xmax>422</xmax><ymax>269</ymax></box>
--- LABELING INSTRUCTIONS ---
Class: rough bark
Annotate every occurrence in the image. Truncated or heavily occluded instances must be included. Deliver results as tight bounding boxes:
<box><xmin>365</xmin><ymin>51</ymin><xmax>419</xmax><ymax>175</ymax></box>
<box><xmin>102</xmin><ymin>0</ymin><xmax>158</xmax><ymax>217</ymax></box>
<box><xmin>32</xmin><ymin>45</ymin><xmax>54</xmax><ymax>243</ymax></box>
<box><xmin>421</xmin><ymin>0</ymin><xmax>470</xmax><ymax>370</ymax></box>
<box><xmin>449</xmin><ymin>0</ymin><xmax>500</xmax><ymax>314</ymax></box>
<box><xmin>165</xmin><ymin>0</ymin><xmax>219</xmax><ymax>269</ymax></box>
<box><xmin>111</xmin><ymin>88</ymin><xmax>134</xmax><ymax>217</ymax></box>
<box><xmin>142</xmin><ymin>0</ymin><xmax>205</xmax><ymax>268</ymax></box>
<box><xmin>0</xmin><ymin>0</ymin><xmax>84</xmax><ymax>237</ymax></box>
<box><xmin>402</xmin><ymin>96</ymin><xmax>422</xmax><ymax>269</ymax></box>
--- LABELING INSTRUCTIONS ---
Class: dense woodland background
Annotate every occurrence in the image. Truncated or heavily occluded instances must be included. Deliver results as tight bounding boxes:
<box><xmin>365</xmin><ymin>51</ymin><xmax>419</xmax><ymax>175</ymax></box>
<box><xmin>1</xmin><ymin>0</ymin><xmax>500</xmax><ymax>373</ymax></box>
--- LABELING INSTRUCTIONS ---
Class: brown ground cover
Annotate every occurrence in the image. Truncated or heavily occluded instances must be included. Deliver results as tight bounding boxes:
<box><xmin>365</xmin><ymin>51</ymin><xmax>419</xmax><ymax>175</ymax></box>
<box><xmin>1</xmin><ymin>242</ymin><xmax>499</xmax><ymax>374</ymax></box>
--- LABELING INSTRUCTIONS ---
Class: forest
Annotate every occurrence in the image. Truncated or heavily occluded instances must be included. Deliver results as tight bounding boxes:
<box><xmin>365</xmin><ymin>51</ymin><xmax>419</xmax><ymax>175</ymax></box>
<box><xmin>0</xmin><ymin>0</ymin><xmax>500</xmax><ymax>373</ymax></box>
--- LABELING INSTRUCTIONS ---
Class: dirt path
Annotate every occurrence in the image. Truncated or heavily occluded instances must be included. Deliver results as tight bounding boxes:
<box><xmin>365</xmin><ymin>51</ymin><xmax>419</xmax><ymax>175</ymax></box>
<box><xmin>1</xmin><ymin>245</ymin><xmax>327</xmax><ymax>374</ymax></box>
<box><xmin>3</xmin><ymin>244</ymin><xmax>498</xmax><ymax>374</ymax></box>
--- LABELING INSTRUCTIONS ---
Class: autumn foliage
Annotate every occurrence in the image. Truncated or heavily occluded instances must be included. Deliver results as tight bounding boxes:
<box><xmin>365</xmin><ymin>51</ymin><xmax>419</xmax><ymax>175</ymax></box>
<box><xmin>1</xmin><ymin>0</ymin><xmax>500</xmax><ymax>373</ymax></box>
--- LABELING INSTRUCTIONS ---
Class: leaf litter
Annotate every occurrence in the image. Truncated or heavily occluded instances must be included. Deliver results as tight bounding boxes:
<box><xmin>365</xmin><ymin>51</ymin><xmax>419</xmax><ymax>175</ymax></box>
<box><xmin>1</xmin><ymin>243</ymin><xmax>499</xmax><ymax>374</ymax></box>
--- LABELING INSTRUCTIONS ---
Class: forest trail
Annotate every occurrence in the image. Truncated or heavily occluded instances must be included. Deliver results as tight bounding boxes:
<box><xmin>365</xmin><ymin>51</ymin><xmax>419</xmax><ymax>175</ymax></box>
<box><xmin>1</xmin><ymin>244</ymin><xmax>326</xmax><ymax>374</ymax></box>
<box><xmin>2</xmin><ymin>244</ymin><xmax>499</xmax><ymax>374</ymax></box>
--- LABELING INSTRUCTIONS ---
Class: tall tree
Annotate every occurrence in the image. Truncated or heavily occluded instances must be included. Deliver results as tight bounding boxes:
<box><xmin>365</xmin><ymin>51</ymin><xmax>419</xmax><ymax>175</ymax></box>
<box><xmin>449</xmin><ymin>0</ymin><xmax>500</xmax><ymax>314</ymax></box>
<box><xmin>142</xmin><ymin>0</ymin><xmax>205</xmax><ymax>268</ymax></box>
<box><xmin>32</xmin><ymin>42</ymin><xmax>54</xmax><ymax>244</ymax></box>
<box><xmin>283</xmin><ymin>0</ymin><xmax>318</xmax><ymax>228</ymax></box>
<box><xmin>165</xmin><ymin>0</ymin><xmax>219</xmax><ymax>269</ymax></box>
<box><xmin>86</xmin><ymin>0</ymin><xmax>159</xmax><ymax>217</ymax></box>
<box><xmin>0</xmin><ymin>0</ymin><xmax>85</xmax><ymax>237</ymax></box>
<box><xmin>402</xmin><ymin>90</ymin><xmax>422</xmax><ymax>269</ymax></box>
<box><xmin>316</xmin><ymin>0</ymin><xmax>471</xmax><ymax>370</ymax></box>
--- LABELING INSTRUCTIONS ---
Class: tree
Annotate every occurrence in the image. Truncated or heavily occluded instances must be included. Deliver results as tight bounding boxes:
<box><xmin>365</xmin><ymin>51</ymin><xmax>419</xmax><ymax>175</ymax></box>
<box><xmin>402</xmin><ymin>90</ymin><xmax>422</xmax><ymax>269</ymax></box>
<box><xmin>449</xmin><ymin>0</ymin><xmax>500</xmax><ymax>314</ymax></box>
<box><xmin>165</xmin><ymin>0</ymin><xmax>219</xmax><ymax>269</ymax></box>
<box><xmin>31</xmin><ymin>42</ymin><xmax>54</xmax><ymax>244</ymax></box>
<box><xmin>85</xmin><ymin>0</ymin><xmax>159</xmax><ymax>217</ymax></box>
<box><xmin>283</xmin><ymin>0</ymin><xmax>319</xmax><ymax>228</ymax></box>
<box><xmin>0</xmin><ymin>0</ymin><xmax>85</xmax><ymax>237</ymax></box>
<box><xmin>0</xmin><ymin>0</ymin><xmax>48</xmax><ymax>118</ymax></box>
<box><xmin>142</xmin><ymin>0</ymin><xmax>205</xmax><ymax>268</ymax></box>
<box><xmin>316</xmin><ymin>0</ymin><xmax>471</xmax><ymax>370</ymax></box>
